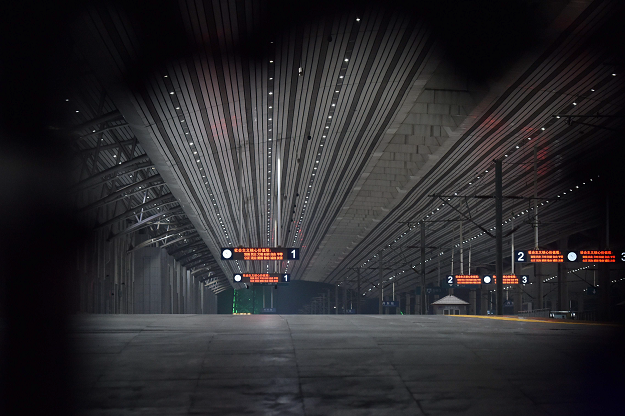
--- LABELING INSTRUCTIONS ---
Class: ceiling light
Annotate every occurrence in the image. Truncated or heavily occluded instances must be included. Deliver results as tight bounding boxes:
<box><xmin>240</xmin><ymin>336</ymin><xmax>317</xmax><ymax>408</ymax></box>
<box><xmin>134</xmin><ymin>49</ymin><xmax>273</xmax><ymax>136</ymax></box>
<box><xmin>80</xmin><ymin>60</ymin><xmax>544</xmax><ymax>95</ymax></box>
<box><xmin>170</xmin><ymin>92</ymin><xmax>174</xmax><ymax>95</ymax></box>
<box><xmin>573</xmin><ymin>102</ymin><xmax>577</xmax><ymax>105</ymax></box>
<box><xmin>541</xmin><ymin>127</ymin><xmax>545</xmax><ymax>130</ymax></box>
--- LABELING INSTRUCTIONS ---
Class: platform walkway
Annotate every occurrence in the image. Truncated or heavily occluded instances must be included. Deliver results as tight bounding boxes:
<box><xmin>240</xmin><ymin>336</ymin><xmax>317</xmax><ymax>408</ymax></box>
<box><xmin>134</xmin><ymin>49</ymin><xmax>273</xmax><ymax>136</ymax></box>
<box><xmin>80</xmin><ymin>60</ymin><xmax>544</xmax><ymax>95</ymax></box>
<box><xmin>72</xmin><ymin>314</ymin><xmax>624</xmax><ymax>415</ymax></box>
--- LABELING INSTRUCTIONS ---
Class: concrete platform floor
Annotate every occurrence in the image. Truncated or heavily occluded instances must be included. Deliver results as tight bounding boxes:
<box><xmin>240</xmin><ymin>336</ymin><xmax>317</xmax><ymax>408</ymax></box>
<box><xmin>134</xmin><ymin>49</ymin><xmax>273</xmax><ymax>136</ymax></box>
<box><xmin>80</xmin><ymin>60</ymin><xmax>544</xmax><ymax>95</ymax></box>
<box><xmin>72</xmin><ymin>315</ymin><xmax>624</xmax><ymax>415</ymax></box>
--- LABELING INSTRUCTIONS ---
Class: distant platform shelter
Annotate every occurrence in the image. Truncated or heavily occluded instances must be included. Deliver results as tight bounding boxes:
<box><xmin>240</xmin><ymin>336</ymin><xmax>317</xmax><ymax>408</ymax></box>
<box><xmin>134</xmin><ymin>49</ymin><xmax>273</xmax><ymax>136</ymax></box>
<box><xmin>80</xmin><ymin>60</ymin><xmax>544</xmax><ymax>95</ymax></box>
<box><xmin>431</xmin><ymin>295</ymin><xmax>470</xmax><ymax>315</ymax></box>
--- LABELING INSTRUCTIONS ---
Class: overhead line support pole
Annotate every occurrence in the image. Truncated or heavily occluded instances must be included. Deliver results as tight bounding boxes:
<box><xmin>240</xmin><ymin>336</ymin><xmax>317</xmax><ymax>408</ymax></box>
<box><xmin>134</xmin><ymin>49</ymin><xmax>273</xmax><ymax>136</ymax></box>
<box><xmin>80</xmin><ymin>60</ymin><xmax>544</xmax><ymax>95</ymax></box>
<box><xmin>357</xmin><ymin>268</ymin><xmax>361</xmax><ymax>314</ymax></box>
<box><xmin>421</xmin><ymin>221</ymin><xmax>426</xmax><ymax>315</ymax></box>
<box><xmin>379</xmin><ymin>252</ymin><xmax>384</xmax><ymax>315</ymax></box>
<box><xmin>495</xmin><ymin>160</ymin><xmax>503</xmax><ymax>316</ymax></box>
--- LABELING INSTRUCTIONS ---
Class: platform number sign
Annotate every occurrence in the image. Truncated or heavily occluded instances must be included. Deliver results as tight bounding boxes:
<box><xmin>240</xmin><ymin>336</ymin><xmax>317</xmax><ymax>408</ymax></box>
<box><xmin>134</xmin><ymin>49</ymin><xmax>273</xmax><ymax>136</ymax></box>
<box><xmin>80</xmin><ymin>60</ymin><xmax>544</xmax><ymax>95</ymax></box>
<box><xmin>446</xmin><ymin>275</ymin><xmax>454</xmax><ymax>286</ymax></box>
<box><xmin>520</xmin><ymin>275</ymin><xmax>529</xmax><ymax>284</ymax></box>
<box><xmin>515</xmin><ymin>251</ymin><xmax>527</xmax><ymax>262</ymax></box>
<box><xmin>622</xmin><ymin>251</ymin><xmax>625</xmax><ymax>262</ymax></box>
<box><xmin>282</xmin><ymin>274</ymin><xmax>291</xmax><ymax>282</ymax></box>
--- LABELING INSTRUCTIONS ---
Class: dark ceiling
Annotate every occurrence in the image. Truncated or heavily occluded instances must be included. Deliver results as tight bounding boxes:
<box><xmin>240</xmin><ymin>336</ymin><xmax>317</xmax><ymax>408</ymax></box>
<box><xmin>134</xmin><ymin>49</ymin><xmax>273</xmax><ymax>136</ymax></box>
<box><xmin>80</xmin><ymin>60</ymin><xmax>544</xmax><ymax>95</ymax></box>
<box><xmin>3</xmin><ymin>0</ymin><xmax>624</xmax><ymax>296</ymax></box>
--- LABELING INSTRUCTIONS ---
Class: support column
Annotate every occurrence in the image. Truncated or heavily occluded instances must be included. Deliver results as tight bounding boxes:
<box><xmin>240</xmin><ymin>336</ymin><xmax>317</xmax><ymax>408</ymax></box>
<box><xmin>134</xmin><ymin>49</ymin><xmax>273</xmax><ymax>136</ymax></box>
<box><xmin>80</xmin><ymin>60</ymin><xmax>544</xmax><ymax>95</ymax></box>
<box><xmin>335</xmin><ymin>285</ymin><xmax>338</xmax><ymax>314</ymax></box>
<box><xmin>327</xmin><ymin>289</ymin><xmax>331</xmax><ymax>314</ymax></box>
<box><xmin>514</xmin><ymin>286</ymin><xmax>522</xmax><ymax>314</ymax></box>
<box><xmin>469</xmin><ymin>289</ymin><xmax>476</xmax><ymax>315</ymax></box>
<box><xmin>480</xmin><ymin>288</ymin><xmax>488</xmax><ymax>315</ymax></box>
<box><xmin>495</xmin><ymin>159</ymin><xmax>503</xmax><ymax>315</ymax></box>
<box><xmin>406</xmin><ymin>292</ymin><xmax>411</xmax><ymax>315</ymax></box>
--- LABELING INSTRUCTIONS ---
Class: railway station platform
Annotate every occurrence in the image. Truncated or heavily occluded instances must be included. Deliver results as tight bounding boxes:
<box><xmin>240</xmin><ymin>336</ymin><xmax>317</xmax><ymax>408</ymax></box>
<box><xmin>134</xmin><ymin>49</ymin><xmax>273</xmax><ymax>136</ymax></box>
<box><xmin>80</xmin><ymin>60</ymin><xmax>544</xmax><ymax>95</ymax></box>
<box><xmin>72</xmin><ymin>314</ymin><xmax>623</xmax><ymax>415</ymax></box>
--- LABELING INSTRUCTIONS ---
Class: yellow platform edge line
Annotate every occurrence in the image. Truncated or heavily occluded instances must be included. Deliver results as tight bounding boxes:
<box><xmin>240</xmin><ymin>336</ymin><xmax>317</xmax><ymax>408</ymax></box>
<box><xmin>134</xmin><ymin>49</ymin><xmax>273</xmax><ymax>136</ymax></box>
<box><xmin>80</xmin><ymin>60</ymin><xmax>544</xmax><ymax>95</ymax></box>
<box><xmin>449</xmin><ymin>315</ymin><xmax>618</xmax><ymax>326</ymax></box>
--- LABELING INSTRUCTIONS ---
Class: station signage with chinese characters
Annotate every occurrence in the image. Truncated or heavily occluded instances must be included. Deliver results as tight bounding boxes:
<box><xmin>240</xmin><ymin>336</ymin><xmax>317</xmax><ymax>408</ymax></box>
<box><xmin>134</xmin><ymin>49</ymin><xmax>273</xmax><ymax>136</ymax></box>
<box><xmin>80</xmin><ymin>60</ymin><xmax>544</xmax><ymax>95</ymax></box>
<box><xmin>515</xmin><ymin>250</ymin><xmax>563</xmax><ymax>263</ymax></box>
<box><xmin>516</xmin><ymin>249</ymin><xmax>624</xmax><ymax>263</ymax></box>
<box><xmin>481</xmin><ymin>275</ymin><xmax>530</xmax><ymax>285</ymax></box>
<box><xmin>221</xmin><ymin>247</ymin><xmax>300</xmax><ymax>261</ymax></box>
<box><xmin>233</xmin><ymin>273</ymin><xmax>291</xmax><ymax>284</ymax></box>
<box><xmin>565</xmin><ymin>250</ymin><xmax>618</xmax><ymax>263</ymax></box>
<box><xmin>382</xmin><ymin>301</ymin><xmax>399</xmax><ymax>308</ymax></box>
<box><xmin>447</xmin><ymin>274</ymin><xmax>529</xmax><ymax>287</ymax></box>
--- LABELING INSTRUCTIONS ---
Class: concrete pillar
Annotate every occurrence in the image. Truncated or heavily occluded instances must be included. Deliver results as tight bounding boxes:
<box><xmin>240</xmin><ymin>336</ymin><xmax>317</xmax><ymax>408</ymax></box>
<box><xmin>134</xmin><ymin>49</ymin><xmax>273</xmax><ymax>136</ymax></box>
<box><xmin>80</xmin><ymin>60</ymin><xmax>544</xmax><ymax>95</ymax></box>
<box><xmin>514</xmin><ymin>285</ymin><xmax>522</xmax><ymax>314</ymax></box>
<box><xmin>557</xmin><ymin>262</ymin><xmax>568</xmax><ymax>311</ymax></box>
<box><xmin>598</xmin><ymin>263</ymin><xmax>610</xmax><ymax>321</ymax></box>
<box><xmin>535</xmin><ymin>263</ymin><xmax>543</xmax><ymax>310</ymax></box>
<box><xmin>415</xmin><ymin>290</ymin><xmax>421</xmax><ymax>315</ymax></box>
<box><xmin>406</xmin><ymin>293</ymin><xmax>411</xmax><ymax>315</ymax></box>
<box><xmin>578</xmin><ymin>291</ymin><xmax>584</xmax><ymax>315</ymax></box>
<box><xmin>469</xmin><ymin>289</ymin><xmax>476</xmax><ymax>315</ymax></box>
<box><xmin>480</xmin><ymin>288</ymin><xmax>488</xmax><ymax>315</ymax></box>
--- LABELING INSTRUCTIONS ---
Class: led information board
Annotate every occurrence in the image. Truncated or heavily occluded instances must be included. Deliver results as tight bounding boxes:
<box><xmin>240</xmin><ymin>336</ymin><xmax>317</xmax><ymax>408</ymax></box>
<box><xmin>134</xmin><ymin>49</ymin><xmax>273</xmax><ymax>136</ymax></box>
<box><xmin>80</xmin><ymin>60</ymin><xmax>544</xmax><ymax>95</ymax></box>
<box><xmin>447</xmin><ymin>274</ymin><xmax>529</xmax><ymax>286</ymax></box>
<box><xmin>221</xmin><ymin>247</ymin><xmax>300</xmax><ymax>261</ymax></box>
<box><xmin>565</xmin><ymin>250</ymin><xmax>618</xmax><ymax>263</ymax></box>
<box><xmin>516</xmin><ymin>249</ymin><xmax>625</xmax><ymax>263</ymax></box>
<box><xmin>233</xmin><ymin>273</ymin><xmax>291</xmax><ymax>283</ymax></box>
<box><xmin>482</xmin><ymin>275</ymin><xmax>530</xmax><ymax>285</ymax></box>
<box><xmin>515</xmin><ymin>250</ymin><xmax>563</xmax><ymax>263</ymax></box>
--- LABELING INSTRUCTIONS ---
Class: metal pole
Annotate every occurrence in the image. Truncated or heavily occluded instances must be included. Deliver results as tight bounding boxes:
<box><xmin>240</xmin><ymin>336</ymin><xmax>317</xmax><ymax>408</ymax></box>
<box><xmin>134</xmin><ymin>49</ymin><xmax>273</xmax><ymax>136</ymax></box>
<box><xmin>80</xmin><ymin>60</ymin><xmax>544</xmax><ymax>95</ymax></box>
<box><xmin>606</xmin><ymin>191</ymin><xmax>609</xmax><ymax>248</ymax></box>
<box><xmin>460</xmin><ymin>221</ymin><xmax>463</xmax><ymax>274</ymax></box>
<box><xmin>511</xmin><ymin>217</ymin><xmax>515</xmax><ymax>274</ymax></box>
<box><xmin>277</xmin><ymin>141</ymin><xmax>281</xmax><ymax>246</ymax></box>
<box><xmin>379</xmin><ymin>252</ymin><xmax>384</xmax><ymax>314</ymax></box>
<box><xmin>270</xmin><ymin>286</ymin><xmax>273</xmax><ymax>309</ymax></box>
<box><xmin>335</xmin><ymin>285</ymin><xmax>338</xmax><ymax>314</ymax></box>
<box><xmin>533</xmin><ymin>145</ymin><xmax>538</xmax><ymax>249</ymax></box>
<box><xmin>449</xmin><ymin>227</ymin><xmax>454</xmax><ymax>296</ymax></box>
<box><xmin>437</xmin><ymin>253</ymin><xmax>440</xmax><ymax>286</ymax></box>
<box><xmin>421</xmin><ymin>222</ymin><xmax>426</xmax><ymax>315</ymax></box>
<box><xmin>239</xmin><ymin>147</ymin><xmax>243</xmax><ymax>246</ymax></box>
<box><xmin>495</xmin><ymin>159</ymin><xmax>503</xmax><ymax>315</ymax></box>
<box><xmin>357</xmin><ymin>268</ymin><xmax>361</xmax><ymax>314</ymax></box>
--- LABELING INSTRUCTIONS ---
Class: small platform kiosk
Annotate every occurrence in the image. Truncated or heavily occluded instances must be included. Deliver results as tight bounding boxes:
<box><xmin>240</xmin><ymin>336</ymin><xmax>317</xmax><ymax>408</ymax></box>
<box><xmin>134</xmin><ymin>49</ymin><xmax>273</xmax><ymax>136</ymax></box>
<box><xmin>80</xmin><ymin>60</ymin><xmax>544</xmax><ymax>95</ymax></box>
<box><xmin>431</xmin><ymin>295</ymin><xmax>469</xmax><ymax>315</ymax></box>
